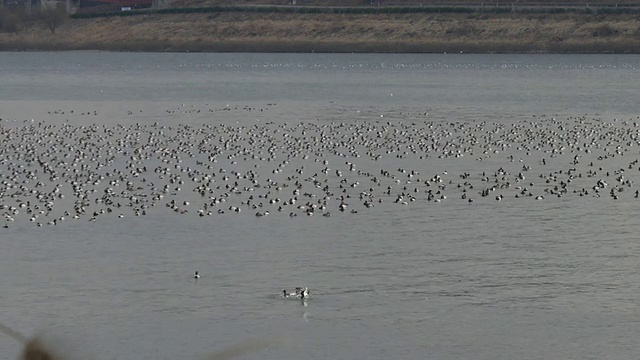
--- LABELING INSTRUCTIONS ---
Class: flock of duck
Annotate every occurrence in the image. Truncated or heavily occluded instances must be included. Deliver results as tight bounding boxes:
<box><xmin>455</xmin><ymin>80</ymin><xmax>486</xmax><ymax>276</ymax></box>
<box><xmin>1</xmin><ymin>108</ymin><xmax>640</xmax><ymax>228</ymax></box>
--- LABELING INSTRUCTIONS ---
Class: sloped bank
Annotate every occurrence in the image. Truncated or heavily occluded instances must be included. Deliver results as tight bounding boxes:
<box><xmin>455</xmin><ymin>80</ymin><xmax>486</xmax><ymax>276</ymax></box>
<box><xmin>1</xmin><ymin>12</ymin><xmax>639</xmax><ymax>53</ymax></box>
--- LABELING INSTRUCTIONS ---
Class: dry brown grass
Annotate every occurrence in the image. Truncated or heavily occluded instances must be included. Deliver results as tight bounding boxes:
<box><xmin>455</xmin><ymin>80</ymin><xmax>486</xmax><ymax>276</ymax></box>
<box><xmin>2</xmin><ymin>11</ymin><xmax>640</xmax><ymax>52</ymax></box>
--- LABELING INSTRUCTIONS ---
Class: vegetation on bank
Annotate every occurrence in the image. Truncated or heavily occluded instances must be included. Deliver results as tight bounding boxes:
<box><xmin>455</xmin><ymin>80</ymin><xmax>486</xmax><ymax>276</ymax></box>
<box><xmin>70</xmin><ymin>3</ymin><xmax>640</xmax><ymax>19</ymax></box>
<box><xmin>0</xmin><ymin>6</ymin><xmax>67</xmax><ymax>34</ymax></box>
<box><xmin>1</xmin><ymin>2</ymin><xmax>640</xmax><ymax>53</ymax></box>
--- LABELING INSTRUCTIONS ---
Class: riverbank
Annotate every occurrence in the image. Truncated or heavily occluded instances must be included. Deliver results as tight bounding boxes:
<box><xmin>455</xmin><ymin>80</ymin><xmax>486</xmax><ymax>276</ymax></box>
<box><xmin>1</xmin><ymin>11</ymin><xmax>640</xmax><ymax>53</ymax></box>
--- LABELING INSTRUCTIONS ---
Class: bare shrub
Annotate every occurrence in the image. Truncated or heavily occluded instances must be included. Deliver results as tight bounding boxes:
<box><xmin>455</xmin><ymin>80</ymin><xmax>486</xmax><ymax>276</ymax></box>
<box><xmin>37</xmin><ymin>4</ymin><xmax>67</xmax><ymax>34</ymax></box>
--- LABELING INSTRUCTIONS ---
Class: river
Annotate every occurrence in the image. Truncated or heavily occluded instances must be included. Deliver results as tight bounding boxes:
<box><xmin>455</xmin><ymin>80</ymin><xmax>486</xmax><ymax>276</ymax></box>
<box><xmin>1</xmin><ymin>52</ymin><xmax>640</xmax><ymax>360</ymax></box>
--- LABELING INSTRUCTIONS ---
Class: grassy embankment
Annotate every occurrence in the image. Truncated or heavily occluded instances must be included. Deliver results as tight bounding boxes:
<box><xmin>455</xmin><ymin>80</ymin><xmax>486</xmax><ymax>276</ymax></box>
<box><xmin>0</xmin><ymin>2</ymin><xmax>639</xmax><ymax>53</ymax></box>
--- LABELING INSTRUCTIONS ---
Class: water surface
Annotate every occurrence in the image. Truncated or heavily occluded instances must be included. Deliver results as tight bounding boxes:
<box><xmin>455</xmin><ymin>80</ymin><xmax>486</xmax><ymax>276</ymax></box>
<box><xmin>1</xmin><ymin>52</ymin><xmax>640</xmax><ymax>360</ymax></box>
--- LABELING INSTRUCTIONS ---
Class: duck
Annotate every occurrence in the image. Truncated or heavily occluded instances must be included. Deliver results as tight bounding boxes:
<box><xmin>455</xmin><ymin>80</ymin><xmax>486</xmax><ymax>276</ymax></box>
<box><xmin>283</xmin><ymin>287</ymin><xmax>309</xmax><ymax>299</ymax></box>
<box><xmin>194</xmin><ymin>271</ymin><xmax>200</xmax><ymax>279</ymax></box>
<box><xmin>298</xmin><ymin>287</ymin><xmax>309</xmax><ymax>299</ymax></box>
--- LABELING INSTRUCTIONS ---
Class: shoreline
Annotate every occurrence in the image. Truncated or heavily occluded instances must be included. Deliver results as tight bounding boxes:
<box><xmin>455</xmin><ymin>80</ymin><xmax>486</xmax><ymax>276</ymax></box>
<box><xmin>1</xmin><ymin>12</ymin><xmax>640</xmax><ymax>53</ymax></box>
<box><xmin>3</xmin><ymin>40</ymin><xmax>640</xmax><ymax>54</ymax></box>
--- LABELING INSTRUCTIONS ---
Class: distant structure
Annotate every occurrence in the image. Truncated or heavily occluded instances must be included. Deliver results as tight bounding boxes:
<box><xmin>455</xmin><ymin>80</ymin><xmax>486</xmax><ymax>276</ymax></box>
<box><xmin>1</xmin><ymin>0</ymin><xmax>63</xmax><ymax>14</ymax></box>
<box><xmin>0</xmin><ymin>0</ymin><xmax>243</xmax><ymax>14</ymax></box>
<box><xmin>65</xmin><ymin>0</ymin><xmax>153</xmax><ymax>14</ymax></box>
<box><xmin>1</xmin><ymin>0</ymin><xmax>32</xmax><ymax>14</ymax></box>
<box><xmin>4</xmin><ymin>0</ymin><xmax>635</xmax><ymax>16</ymax></box>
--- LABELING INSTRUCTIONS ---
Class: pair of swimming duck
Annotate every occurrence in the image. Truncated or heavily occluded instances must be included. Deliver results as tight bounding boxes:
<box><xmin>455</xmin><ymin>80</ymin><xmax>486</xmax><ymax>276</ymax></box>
<box><xmin>283</xmin><ymin>287</ymin><xmax>310</xmax><ymax>299</ymax></box>
<box><xmin>194</xmin><ymin>272</ymin><xmax>310</xmax><ymax>299</ymax></box>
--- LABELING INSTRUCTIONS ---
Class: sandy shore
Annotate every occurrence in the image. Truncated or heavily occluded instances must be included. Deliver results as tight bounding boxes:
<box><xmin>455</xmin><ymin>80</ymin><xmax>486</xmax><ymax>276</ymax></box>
<box><xmin>1</xmin><ymin>12</ymin><xmax>640</xmax><ymax>53</ymax></box>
